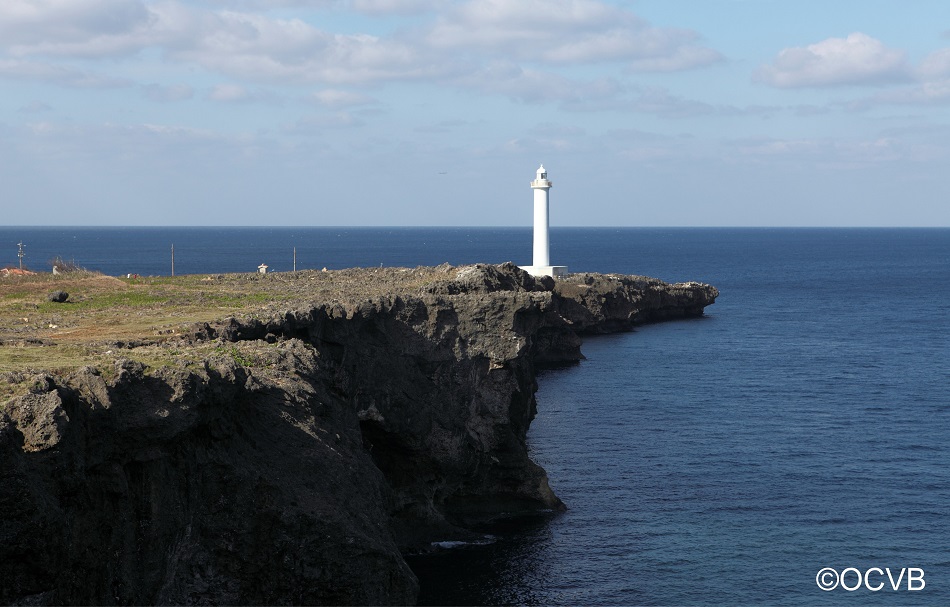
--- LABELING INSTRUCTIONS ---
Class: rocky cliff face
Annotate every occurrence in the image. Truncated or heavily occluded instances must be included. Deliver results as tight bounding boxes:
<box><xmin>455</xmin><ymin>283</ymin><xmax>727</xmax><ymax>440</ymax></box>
<box><xmin>0</xmin><ymin>264</ymin><xmax>717</xmax><ymax>605</ymax></box>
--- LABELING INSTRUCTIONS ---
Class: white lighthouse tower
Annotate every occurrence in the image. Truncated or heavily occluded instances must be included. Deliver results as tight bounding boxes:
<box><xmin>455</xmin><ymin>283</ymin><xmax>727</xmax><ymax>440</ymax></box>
<box><xmin>520</xmin><ymin>164</ymin><xmax>568</xmax><ymax>278</ymax></box>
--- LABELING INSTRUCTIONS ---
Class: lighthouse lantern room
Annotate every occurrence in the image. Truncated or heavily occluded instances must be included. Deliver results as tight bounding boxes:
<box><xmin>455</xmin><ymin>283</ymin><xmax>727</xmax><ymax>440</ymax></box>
<box><xmin>520</xmin><ymin>164</ymin><xmax>568</xmax><ymax>278</ymax></box>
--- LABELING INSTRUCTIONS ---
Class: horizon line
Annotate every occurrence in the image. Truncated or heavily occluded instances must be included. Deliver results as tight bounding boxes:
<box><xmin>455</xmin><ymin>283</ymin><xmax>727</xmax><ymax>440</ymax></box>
<box><xmin>3</xmin><ymin>225</ymin><xmax>950</xmax><ymax>230</ymax></box>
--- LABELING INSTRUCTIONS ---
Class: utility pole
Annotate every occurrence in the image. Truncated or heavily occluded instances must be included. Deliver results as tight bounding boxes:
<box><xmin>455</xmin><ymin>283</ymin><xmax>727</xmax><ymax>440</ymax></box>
<box><xmin>17</xmin><ymin>241</ymin><xmax>24</xmax><ymax>270</ymax></box>
<box><xmin>171</xmin><ymin>244</ymin><xmax>175</xmax><ymax>277</ymax></box>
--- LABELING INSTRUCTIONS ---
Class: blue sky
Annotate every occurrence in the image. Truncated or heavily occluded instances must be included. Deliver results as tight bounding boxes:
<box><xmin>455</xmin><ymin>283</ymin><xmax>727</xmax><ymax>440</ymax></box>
<box><xmin>3</xmin><ymin>0</ymin><xmax>950</xmax><ymax>226</ymax></box>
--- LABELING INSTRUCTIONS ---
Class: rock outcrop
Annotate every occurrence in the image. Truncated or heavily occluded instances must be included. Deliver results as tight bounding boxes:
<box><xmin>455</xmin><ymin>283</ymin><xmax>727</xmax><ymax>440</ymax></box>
<box><xmin>0</xmin><ymin>263</ymin><xmax>717</xmax><ymax>605</ymax></box>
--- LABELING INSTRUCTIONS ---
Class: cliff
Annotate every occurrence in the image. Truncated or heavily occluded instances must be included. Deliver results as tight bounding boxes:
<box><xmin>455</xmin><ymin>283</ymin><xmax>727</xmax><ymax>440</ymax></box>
<box><xmin>0</xmin><ymin>263</ymin><xmax>717</xmax><ymax>605</ymax></box>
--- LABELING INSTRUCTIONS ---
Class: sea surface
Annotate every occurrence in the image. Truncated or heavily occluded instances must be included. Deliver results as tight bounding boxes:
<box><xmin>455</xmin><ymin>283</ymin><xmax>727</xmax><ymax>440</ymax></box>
<box><xmin>3</xmin><ymin>227</ymin><xmax>949</xmax><ymax>605</ymax></box>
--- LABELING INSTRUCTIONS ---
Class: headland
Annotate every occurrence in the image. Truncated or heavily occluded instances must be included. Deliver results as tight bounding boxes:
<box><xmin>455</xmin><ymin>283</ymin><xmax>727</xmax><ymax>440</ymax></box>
<box><xmin>0</xmin><ymin>263</ymin><xmax>717</xmax><ymax>605</ymax></box>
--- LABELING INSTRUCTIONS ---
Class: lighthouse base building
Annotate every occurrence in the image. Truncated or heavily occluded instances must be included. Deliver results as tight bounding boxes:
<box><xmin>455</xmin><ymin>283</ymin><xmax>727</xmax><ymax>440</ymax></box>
<box><xmin>522</xmin><ymin>264</ymin><xmax>569</xmax><ymax>278</ymax></box>
<box><xmin>519</xmin><ymin>164</ymin><xmax>568</xmax><ymax>279</ymax></box>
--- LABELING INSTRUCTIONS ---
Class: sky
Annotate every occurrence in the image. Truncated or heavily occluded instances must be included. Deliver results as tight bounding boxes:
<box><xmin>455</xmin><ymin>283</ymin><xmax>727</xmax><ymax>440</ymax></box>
<box><xmin>2</xmin><ymin>0</ymin><xmax>950</xmax><ymax>227</ymax></box>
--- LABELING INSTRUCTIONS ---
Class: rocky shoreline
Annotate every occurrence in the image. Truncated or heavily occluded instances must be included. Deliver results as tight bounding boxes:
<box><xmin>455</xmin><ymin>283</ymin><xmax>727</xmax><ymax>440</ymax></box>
<box><xmin>0</xmin><ymin>263</ymin><xmax>717</xmax><ymax>605</ymax></box>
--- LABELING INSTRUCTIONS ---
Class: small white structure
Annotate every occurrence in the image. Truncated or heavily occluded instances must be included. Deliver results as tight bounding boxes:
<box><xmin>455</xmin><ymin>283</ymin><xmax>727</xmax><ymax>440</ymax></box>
<box><xmin>520</xmin><ymin>164</ymin><xmax>568</xmax><ymax>278</ymax></box>
<box><xmin>258</xmin><ymin>263</ymin><xmax>268</xmax><ymax>274</ymax></box>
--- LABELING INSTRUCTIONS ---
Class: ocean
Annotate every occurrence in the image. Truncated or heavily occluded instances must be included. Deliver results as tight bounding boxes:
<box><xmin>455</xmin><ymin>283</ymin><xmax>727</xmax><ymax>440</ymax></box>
<box><xmin>2</xmin><ymin>227</ymin><xmax>949</xmax><ymax>605</ymax></box>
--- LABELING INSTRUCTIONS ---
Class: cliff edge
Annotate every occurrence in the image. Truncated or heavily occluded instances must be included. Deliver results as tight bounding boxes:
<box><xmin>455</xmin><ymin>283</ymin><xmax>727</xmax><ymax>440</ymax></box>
<box><xmin>0</xmin><ymin>263</ymin><xmax>717</xmax><ymax>605</ymax></box>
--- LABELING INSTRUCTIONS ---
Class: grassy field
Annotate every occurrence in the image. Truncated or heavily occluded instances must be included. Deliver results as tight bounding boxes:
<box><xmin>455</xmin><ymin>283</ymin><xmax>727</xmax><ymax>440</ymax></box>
<box><xmin>2</xmin><ymin>273</ymin><xmax>281</xmax><ymax>348</ymax></box>
<box><xmin>0</xmin><ymin>265</ymin><xmax>460</xmax><ymax>401</ymax></box>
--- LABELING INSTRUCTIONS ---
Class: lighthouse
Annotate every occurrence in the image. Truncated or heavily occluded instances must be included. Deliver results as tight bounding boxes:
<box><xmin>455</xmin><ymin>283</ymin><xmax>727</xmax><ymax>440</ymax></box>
<box><xmin>520</xmin><ymin>164</ymin><xmax>568</xmax><ymax>278</ymax></box>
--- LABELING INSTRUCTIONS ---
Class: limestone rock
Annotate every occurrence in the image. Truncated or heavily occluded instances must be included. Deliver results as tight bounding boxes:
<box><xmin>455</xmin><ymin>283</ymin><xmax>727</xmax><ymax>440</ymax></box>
<box><xmin>0</xmin><ymin>263</ymin><xmax>716</xmax><ymax>605</ymax></box>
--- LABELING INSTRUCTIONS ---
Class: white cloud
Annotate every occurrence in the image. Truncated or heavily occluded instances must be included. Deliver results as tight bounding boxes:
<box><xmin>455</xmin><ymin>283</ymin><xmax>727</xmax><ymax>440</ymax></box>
<box><xmin>728</xmin><ymin>134</ymin><xmax>912</xmax><ymax>170</ymax></box>
<box><xmin>349</xmin><ymin>0</ymin><xmax>438</xmax><ymax>15</ymax></box>
<box><xmin>18</xmin><ymin>100</ymin><xmax>53</xmax><ymax>113</ymax></box>
<box><xmin>0</xmin><ymin>0</ymin><xmax>157</xmax><ymax>57</ymax></box>
<box><xmin>0</xmin><ymin>58</ymin><xmax>131</xmax><ymax>87</ymax></box>
<box><xmin>413</xmin><ymin>119</ymin><xmax>470</xmax><ymax>134</ymax></box>
<box><xmin>207</xmin><ymin>83</ymin><xmax>282</xmax><ymax>103</ymax></box>
<box><xmin>209</xmin><ymin>83</ymin><xmax>251</xmax><ymax>101</ymax></box>
<box><xmin>452</xmin><ymin>60</ymin><xmax>621</xmax><ymax>104</ymax></box>
<box><xmin>17</xmin><ymin>120</ymin><xmax>248</xmax><ymax>160</ymax></box>
<box><xmin>628</xmin><ymin>87</ymin><xmax>716</xmax><ymax>118</ymax></box>
<box><xmin>809</xmin><ymin>40</ymin><xmax>950</xmax><ymax>109</ymax></box>
<box><xmin>0</xmin><ymin>1</ymin><xmax>440</xmax><ymax>85</ymax></box>
<box><xmin>627</xmin><ymin>45</ymin><xmax>723</xmax><ymax>73</ymax></box>
<box><xmin>310</xmin><ymin>89</ymin><xmax>375</xmax><ymax>108</ymax></box>
<box><xmin>504</xmin><ymin>123</ymin><xmax>588</xmax><ymax>153</ymax></box>
<box><xmin>838</xmin><ymin>44</ymin><xmax>950</xmax><ymax>109</ymax></box>
<box><xmin>196</xmin><ymin>0</ymin><xmax>338</xmax><ymax>8</ymax></box>
<box><xmin>562</xmin><ymin>86</ymin><xmax>770</xmax><ymax>119</ymax></box>
<box><xmin>865</xmin><ymin>79</ymin><xmax>950</xmax><ymax>106</ymax></box>
<box><xmin>284</xmin><ymin>111</ymin><xmax>364</xmax><ymax>132</ymax></box>
<box><xmin>144</xmin><ymin>82</ymin><xmax>194</xmax><ymax>101</ymax></box>
<box><xmin>0</xmin><ymin>0</ymin><xmax>721</xmax><ymax>100</ymax></box>
<box><xmin>163</xmin><ymin>8</ymin><xmax>445</xmax><ymax>84</ymax></box>
<box><xmin>426</xmin><ymin>0</ymin><xmax>721</xmax><ymax>70</ymax></box>
<box><xmin>918</xmin><ymin>48</ymin><xmax>950</xmax><ymax>79</ymax></box>
<box><xmin>194</xmin><ymin>0</ymin><xmax>434</xmax><ymax>13</ymax></box>
<box><xmin>755</xmin><ymin>33</ymin><xmax>911</xmax><ymax>88</ymax></box>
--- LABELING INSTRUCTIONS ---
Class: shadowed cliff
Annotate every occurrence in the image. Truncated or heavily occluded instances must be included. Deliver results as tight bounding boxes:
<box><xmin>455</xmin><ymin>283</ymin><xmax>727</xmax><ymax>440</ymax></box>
<box><xmin>0</xmin><ymin>263</ymin><xmax>717</xmax><ymax>605</ymax></box>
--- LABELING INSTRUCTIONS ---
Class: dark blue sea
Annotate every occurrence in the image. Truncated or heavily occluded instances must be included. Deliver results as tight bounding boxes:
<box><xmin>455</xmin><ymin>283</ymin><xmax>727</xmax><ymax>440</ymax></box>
<box><xmin>3</xmin><ymin>227</ymin><xmax>949</xmax><ymax>605</ymax></box>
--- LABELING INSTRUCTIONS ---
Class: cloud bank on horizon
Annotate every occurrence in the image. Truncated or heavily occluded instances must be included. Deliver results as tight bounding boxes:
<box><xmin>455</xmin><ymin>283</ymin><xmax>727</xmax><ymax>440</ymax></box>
<box><xmin>2</xmin><ymin>0</ymin><xmax>949</xmax><ymax>226</ymax></box>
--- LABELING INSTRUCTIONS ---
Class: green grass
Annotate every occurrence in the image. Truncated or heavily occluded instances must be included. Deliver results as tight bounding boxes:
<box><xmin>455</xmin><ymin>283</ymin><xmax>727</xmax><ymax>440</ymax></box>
<box><xmin>0</xmin><ymin>264</ymin><xmax>464</xmax><ymax>398</ymax></box>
